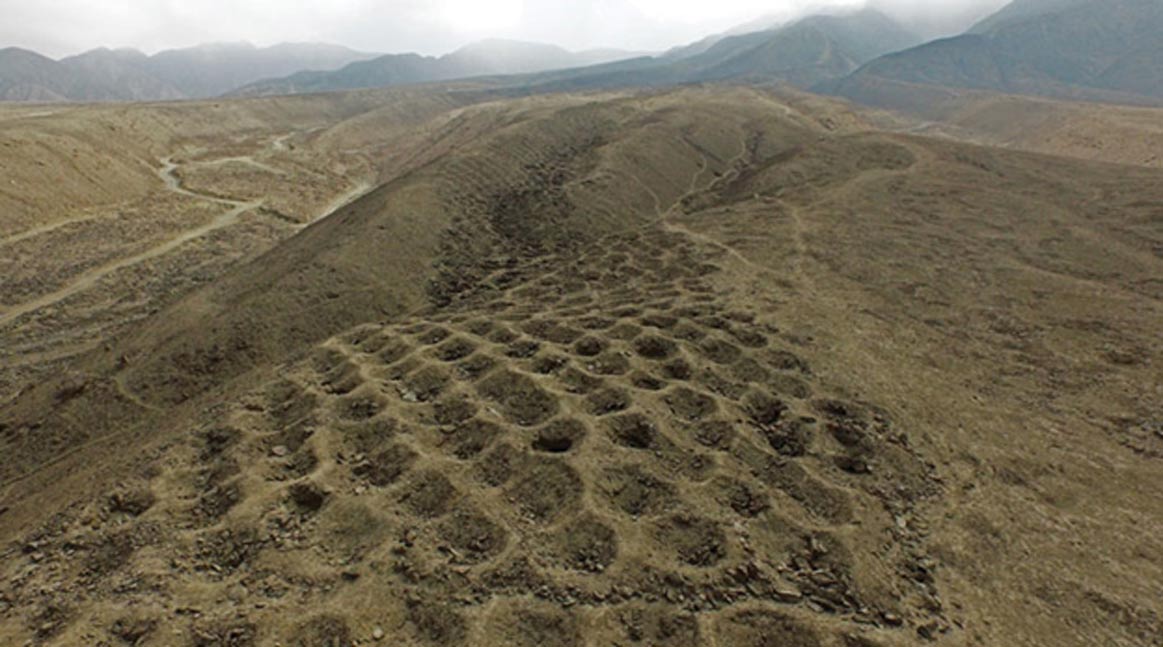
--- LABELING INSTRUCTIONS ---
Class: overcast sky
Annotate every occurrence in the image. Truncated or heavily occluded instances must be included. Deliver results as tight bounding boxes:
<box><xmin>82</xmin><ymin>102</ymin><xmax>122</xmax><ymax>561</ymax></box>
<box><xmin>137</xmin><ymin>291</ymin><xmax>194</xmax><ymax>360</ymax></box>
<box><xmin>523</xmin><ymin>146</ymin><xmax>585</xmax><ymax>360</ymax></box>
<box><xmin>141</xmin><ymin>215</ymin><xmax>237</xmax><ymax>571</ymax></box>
<box><xmin>1</xmin><ymin>0</ymin><xmax>1011</xmax><ymax>59</ymax></box>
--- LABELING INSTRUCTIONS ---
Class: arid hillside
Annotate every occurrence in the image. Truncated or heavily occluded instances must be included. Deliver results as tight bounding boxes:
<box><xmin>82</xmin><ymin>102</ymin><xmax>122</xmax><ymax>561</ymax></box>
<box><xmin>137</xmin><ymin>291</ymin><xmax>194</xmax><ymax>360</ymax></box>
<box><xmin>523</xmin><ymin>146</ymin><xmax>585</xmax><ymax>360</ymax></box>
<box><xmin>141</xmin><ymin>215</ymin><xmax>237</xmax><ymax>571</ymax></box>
<box><xmin>831</xmin><ymin>85</ymin><xmax>1163</xmax><ymax>169</ymax></box>
<box><xmin>0</xmin><ymin>86</ymin><xmax>484</xmax><ymax>399</ymax></box>
<box><xmin>0</xmin><ymin>86</ymin><xmax>1161</xmax><ymax>647</ymax></box>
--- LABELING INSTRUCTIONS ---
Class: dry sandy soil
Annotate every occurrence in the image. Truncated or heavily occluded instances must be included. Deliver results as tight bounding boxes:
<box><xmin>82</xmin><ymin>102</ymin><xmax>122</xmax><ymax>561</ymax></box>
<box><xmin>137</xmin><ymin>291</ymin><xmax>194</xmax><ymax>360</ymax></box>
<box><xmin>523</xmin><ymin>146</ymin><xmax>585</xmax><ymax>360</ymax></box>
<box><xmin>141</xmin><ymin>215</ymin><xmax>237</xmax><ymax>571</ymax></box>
<box><xmin>0</xmin><ymin>86</ymin><xmax>1161</xmax><ymax>646</ymax></box>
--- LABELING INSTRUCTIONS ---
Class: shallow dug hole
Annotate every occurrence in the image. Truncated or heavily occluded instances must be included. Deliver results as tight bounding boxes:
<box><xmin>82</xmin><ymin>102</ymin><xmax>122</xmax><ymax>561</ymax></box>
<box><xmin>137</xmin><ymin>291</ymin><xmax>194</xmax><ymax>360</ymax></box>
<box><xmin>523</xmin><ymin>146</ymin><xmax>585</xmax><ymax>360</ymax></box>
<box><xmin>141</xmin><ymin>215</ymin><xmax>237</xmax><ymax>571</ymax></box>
<box><xmin>556</xmin><ymin>515</ymin><xmax>618</xmax><ymax>572</ymax></box>
<box><xmin>477</xmin><ymin>369</ymin><xmax>559</xmax><ymax>426</ymax></box>
<box><xmin>533</xmin><ymin>418</ymin><xmax>587</xmax><ymax>453</ymax></box>
<box><xmin>436</xmin><ymin>506</ymin><xmax>509</xmax><ymax>564</ymax></box>
<box><xmin>656</xmin><ymin>513</ymin><xmax>727</xmax><ymax>567</ymax></box>
<box><xmin>507</xmin><ymin>458</ymin><xmax>583</xmax><ymax>522</ymax></box>
<box><xmin>714</xmin><ymin>609</ymin><xmax>822</xmax><ymax>647</ymax></box>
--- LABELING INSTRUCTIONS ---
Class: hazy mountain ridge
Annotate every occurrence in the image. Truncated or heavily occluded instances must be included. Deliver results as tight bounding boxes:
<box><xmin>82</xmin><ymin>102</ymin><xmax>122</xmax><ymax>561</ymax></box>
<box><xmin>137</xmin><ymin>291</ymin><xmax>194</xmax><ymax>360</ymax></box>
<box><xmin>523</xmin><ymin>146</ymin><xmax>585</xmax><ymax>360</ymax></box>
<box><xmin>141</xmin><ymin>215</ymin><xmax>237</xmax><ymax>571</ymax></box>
<box><xmin>0</xmin><ymin>47</ymin><xmax>75</xmax><ymax>101</ymax></box>
<box><xmin>514</xmin><ymin>8</ymin><xmax>922</xmax><ymax>94</ymax></box>
<box><xmin>231</xmin><ymin>39</ymin><xmax>643</xmax><ymax>96</ymax></box>
<box><xmin>828</xmin><ymin>0</ymin><xmax>1163</xmax><ymax>104</ymax></box>
<box><xmin>0</xmin><ymin>42</ymin><xmax>376</xmax><ymax>101</ymax></box>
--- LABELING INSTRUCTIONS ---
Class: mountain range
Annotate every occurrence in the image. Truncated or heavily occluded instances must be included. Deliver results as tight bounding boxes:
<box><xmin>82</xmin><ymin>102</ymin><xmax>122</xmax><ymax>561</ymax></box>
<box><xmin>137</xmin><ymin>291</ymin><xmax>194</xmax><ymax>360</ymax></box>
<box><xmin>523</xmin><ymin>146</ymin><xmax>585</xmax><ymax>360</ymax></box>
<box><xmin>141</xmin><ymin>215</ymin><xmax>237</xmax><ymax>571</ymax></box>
<box><xmin>1</xmin><ymin>0</ymin><xmax>1161</xmax><ymax>106</ymax></box>
<box><xmin>827</xmin><ymin>0</ymin><xmax>1163</xmax><ymax>105</ymax></box>
<box><xmin>0</xmin><ymin>42</ymin><xmax>380</xmax><ymax>101</ymax></box>
<box><xmin>230</xmin><ymin>40</ymin><xmax>645</xmax><ymax>97</ymax></box>
<box><xmin>236</xmin><ymin>10</ymin><xmax>922</xmax><ymax>97</ymax></box>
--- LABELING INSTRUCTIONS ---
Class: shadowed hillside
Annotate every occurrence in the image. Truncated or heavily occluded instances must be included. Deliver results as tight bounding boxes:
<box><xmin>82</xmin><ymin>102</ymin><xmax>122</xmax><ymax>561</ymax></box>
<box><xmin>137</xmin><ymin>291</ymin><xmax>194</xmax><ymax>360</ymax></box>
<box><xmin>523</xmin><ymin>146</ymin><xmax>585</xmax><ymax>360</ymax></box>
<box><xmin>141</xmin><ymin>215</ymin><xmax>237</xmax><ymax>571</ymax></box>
<box><xmin>828</xmin><ymin>0</ymin><xmax>1163</xmax><ymax>105</ymax></box>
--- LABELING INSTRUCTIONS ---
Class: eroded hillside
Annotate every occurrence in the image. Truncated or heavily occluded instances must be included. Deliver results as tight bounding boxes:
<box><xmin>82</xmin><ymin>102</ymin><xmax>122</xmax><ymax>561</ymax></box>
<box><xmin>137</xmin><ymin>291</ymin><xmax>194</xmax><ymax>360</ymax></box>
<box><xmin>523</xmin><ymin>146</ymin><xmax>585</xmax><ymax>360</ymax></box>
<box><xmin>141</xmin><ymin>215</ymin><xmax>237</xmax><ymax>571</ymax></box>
<box><xmin>0</xmin><ymin>87</ymin><xmax>1161</xmax><ymax>647</ymax></box>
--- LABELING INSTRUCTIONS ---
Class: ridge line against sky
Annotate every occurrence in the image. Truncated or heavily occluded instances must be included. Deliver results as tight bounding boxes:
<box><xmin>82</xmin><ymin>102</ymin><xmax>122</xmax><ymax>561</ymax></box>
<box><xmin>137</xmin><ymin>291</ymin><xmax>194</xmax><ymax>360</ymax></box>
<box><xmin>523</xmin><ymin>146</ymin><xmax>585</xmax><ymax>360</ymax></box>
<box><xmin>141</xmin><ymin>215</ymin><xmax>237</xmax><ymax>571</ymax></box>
<box><xmin>1</xmin><ymin>0</ymin><xmax>1011</xmax><ymax>60</ymax></box>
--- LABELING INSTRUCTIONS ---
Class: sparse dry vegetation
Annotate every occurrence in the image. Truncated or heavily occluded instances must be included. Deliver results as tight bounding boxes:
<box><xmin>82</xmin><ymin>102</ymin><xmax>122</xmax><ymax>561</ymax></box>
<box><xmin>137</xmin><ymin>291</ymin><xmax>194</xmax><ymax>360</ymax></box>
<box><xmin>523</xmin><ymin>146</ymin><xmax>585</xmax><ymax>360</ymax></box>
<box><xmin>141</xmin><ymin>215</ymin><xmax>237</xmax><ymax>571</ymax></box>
<box><xmin>0</xmin><ymin>84</ymin><xmax>1160</xmax><ymax>647</ymax></box>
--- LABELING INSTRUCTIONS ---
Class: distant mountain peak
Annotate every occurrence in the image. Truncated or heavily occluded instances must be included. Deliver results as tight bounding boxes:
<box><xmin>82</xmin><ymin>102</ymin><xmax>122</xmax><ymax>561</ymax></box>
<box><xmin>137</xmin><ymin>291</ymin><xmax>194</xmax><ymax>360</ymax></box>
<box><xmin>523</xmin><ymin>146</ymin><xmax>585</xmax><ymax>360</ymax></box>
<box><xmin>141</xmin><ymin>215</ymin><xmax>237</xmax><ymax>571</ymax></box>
<box><xmin>829</xmin><ymin>0</ymin><xmax>1163</xmax><ymax>105</ymax></box>
<box><xmin>968</xmin><ymin>0</ymin><xmax>1089</xmax><ymax>33</ymax></box>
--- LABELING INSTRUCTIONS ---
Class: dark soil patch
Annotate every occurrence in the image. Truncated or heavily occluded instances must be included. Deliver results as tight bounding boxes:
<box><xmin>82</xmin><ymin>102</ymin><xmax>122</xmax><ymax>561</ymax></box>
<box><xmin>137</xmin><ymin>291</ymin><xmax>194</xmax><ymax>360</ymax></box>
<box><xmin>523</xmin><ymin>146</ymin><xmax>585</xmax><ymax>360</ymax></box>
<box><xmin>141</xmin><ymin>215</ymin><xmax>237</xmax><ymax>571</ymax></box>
<box><xmin>664</xmin><ymin>387</ymin><xmax>718</xmax><ymax>421</ymax></box>
<box><xmin>436</xmin><ymin>507</ymin><xmax>508</xmax><ymax>564</ymax></box>
<box><xmin>557</xmin><ymin>367</ymin><xmax>604</xmax><ymax>394</ymax></box>
<box><xmin>531</xmin><ymin>354</ymin><xmax>570</xmax><ymax>374</ymax></box>
<box><xmin>195</xmin><ymin>526</ymin><xmax>264</xmax><ymax>574</ymax></box>
<box><xmin>110</xmin><ymin>616</ymin><xmax>157</xmax><ymax>645</ymax></box>
<box><xmin>744</xmin><ymin>391</ymin><xmax>787</xmax><ymax>426</ymax></box>
<box><xmin>434</xmin><ymin>337</ymin><xmax>478</xmax><ymax>362</ymax></box>
<box><xmin>607</xmin><ymin>322</ymin><xmax>643</xmax><ymax>341</ymax></box>
<box><xmin>616</xmin><ymin>606</ymin><xmax>701</xmax><ymax>646</ymax></box>
<box><xmin>444</xmin><ymin>419</ymin><xmax>502</xmax><ymax>459</ymax></box>
<box><xmin>729</xmin><ymin>327</ymin><xmax>769</xmax><ymax>348</ymax></box>
<box><xmin>402</xmin><ymin>365</ymin><xmax>451</xmax><ymax>402</ymax></box>
<box><xmin>293</xmin><ymin>615</ymin><xmax>353</xmax><ymax>647</ymax></box>
<box><xmin>288</xmin><ymin>481</ymin><xmax>328</xmax><ymax>513</ymax></box>
<box><xmin>558</xmin><ymin>515</ymin><xmax>618</xmax><ymax>572</ymax></box>
<box><xmin>433</xmin><ymin>396</ymin><xmax>477</xmax><ymax>426</ymax></box>
<box><xmin>192</xmin><ymin>620</ymin><xmax>257</xmax><ymax>647</ymax></box>
<box><xmin>662</xmin><ymin>358</ymin><xmax>693</xmax><ymax>380</ymax></box>
<box><xmin>573</xmin><ymin>336</ymin><xmax>607</xmax><ymax>357</ymax></box>
<box><xmin>508</xmin><ymin>608</ymin><xmax>581</xmax><ymax>647</ymax></box>
<box><xmin>322</xmin><ymin>361</ymin><xmax>362</xmax><ymax>395</ymax></box>
<box><xmin>108</xmin><ymin>487</ymin><xmax>155</xmax><ymax>517</ymax></box>
<box><xmin>586</xmin><ymin>351</ymin><xmax>631</xmax><ymax>376</ymax></box>
<box><xmin>408</xmin><ymin>599</ymin><xmax>468</xmax><ymax>645</ymax></box>
<box><xmin>474</xmin><ymin>442</ymin><xmax>522</xmax><ymax>487</ymax></box>
<box><xmin>507</xmin><ymin>459</ymin><xmax>583</xmax><ymax>523</ymax></box>
<box><xmin>730</xmin><ymin>357</ymin><xmax>771</xmax><ymax>383</ymax></box>
<box><xmin>629</xmin><ymin>372</ymin><xmax>668</xmax><ymax>391</ymax></box>
<box><xmin>633</xmin><ymin>335</ymin><xmax>678</xmax><ymax>360</ymax></box>
<box><xmin>356</xmin><ymin>444</ymin><xmax>417</xmax><ymax>486</ymax></box>
<box><xmin>576</xmin><ymin>315</ymin><xmax>617</xmax><ymax>330</ymax></box>
<box><xmin>196</xmin><ymin>481</ymin><xmax>241</xmax><ymax>522</ymax></box>
<box><xmin>671</xmin><ymin>322</ymin><xmax>706</xmax><ymax>341</ymax></box>
<box><xmin>715</xmin><ymin>610</ymin><xmax>822</xmax><ymax>647</ymax></box>
<box><xmin>693</xmin><ymin>420</ymin><xmax>736</xmax><ymax>449</ymax></box>
<box><xmin>335</xmin><ymin>392</ymin><xmax>385</xmax><ymax>421</ymax></box>
<box><xmin>399</xmin><ymin>470</ymin><xmax>459</xmax><ymax>518</ymax></box>
<box><xmin>456</xmin><ymin>353</ymin><xmax>497</xmax><ymax>381</ymax></box>
<box><xmin>505</xmin><ymin>339</ymin><xmax>542</xmax><ymax>359</ymax></box>
<box><xmin>700</xmin><ymin>338</ymin><xmax>743</xmax><ymax>364</ymax></box>
<box><xmin>767</xmin><ymin>350</ymin><xmax>811</xmax><ymax>374</ymax></box>
<box><xmin>714</xmin><ymin>477</ymin><xmax>770</xmax><ymax>517</ymax></box>
<box><xmin>762</xmin><ymin>417</ymin><xmax>815</xmax><ymax>457</ymax></box>
<box><xmin>477</xmin><ymin>369</ymin><xmax>559</xmax><ymax>426</ymax></box>
<box><xmin>416</xmin><ymin>326</ymin><xmax>452</xmax><ymax>346</ymax></box>
<box><xmin>657</xmin><ymin>514</ymin><xmax>726</xmax><ymax>567</ymax></box>
<box><xmin>599</xmin><ymin>465</ymin><xmax>678</xmax><ymax>517</ymax></box>
<box><xmin>586</xmin><ymin>387</ymin><xmax>632</xmax><ymax>416</ymax></box>
<box><xmin>607</xmin><ymin>413</ymin><xmax>660</xmax><ymax>449</ymax></box>
<box><xmin>769</xmin><ymin>374</ymin><xmax>812</xmax><ymax>400</ymax></box>
<box><xmin>378</xmin><ymin>339</ymin><xmax>414</xmax><ymax>365</ymax></box>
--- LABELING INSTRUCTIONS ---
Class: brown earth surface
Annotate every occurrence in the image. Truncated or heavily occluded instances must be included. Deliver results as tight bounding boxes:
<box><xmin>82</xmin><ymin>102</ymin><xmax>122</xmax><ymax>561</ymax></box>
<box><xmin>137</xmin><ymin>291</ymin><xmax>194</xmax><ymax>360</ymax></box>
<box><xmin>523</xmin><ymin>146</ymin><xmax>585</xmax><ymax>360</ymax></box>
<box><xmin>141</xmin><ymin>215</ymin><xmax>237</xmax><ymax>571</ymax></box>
<box><xmin>0</xmin><ymin>86</ymin><xmax>1161</xmax><ymax>646</ymax></box>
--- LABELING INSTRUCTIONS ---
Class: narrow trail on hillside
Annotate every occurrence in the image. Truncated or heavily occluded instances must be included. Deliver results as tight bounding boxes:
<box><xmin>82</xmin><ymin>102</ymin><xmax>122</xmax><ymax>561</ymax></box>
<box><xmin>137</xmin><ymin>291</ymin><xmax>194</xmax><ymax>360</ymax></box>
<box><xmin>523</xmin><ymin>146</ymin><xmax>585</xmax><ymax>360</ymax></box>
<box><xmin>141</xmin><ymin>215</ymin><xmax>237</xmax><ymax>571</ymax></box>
<box><xmin>787</xmin><ymin>203</ymin><xmax>816</xmax><ymax>295</ymax></box>
<box><xmin>187</xmin><ymin>155</ymin><xmax>288</xmax><ymax>176</ymax></box>
<box><xmin>0</xmin><ymin>213</ymin><xmax>111</xmax><ymax>248</ymax></box>
<box><xmin>653</xmin><ymin>132</ymin><xmax>768</xmax><ymax>275</ymax></box>
<box><xmin>0</xmin><ymin>159</ymin><xmax>263</xmax><ymax>326</ymax></box>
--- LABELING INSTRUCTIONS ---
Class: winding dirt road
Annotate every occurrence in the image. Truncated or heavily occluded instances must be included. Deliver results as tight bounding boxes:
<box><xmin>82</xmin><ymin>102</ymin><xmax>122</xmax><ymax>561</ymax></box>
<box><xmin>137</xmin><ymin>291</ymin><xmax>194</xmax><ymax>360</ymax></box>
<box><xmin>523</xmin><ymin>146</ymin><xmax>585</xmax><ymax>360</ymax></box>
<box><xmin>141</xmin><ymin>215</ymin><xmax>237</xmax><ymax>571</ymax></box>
<box><xmin>0</xmin><ymin>159</ymin><xmax>263</xmax><ymax>326</ymax></box>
